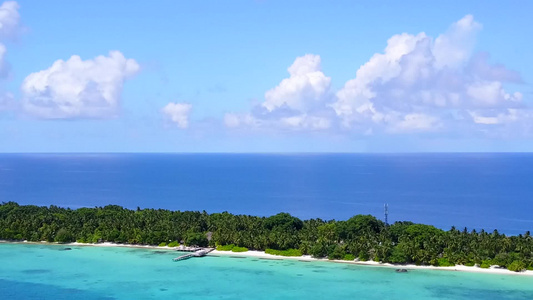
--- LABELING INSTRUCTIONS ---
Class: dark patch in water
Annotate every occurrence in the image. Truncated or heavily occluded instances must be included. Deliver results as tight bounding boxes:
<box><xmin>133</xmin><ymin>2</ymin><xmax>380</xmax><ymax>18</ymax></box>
<box><xmin>154</xmin><ymin>268</ymin><xmax>168</xmax><ymax>273</ymax></box>
<box><xmin>312</xmin><ymin>270</ymin><xmax>326</xmax><ymax>273</ymax></box>
<box><xmin>307</xmin><ymin>264</ymin><xmax>325</xmax><ymax>268</ymax></box>
<box><xmin>21</xmin><ymin>269</ymin><xmax>51</xmax><ymax>274</ymax></box>
<box><xmin>159</xmin><ymin>288</ymin><xmax>168</xmax><ymax>292</ymax></box>
<box><xmin>213</xmin><ymin>266</ymin><xmax>274</xmax><ymax>276</ymax></box>
<box><xmin>0</xmin><ymin>279</ymin><xmax>116</xmax><ymax>300</ymax></box>
<box><xmin>429</xmin><ymin>286</ymin><xmax>533</xmax><ymax>300</ymax></box>
<box><xmin>297</xmin><ymin>274</ymin><xmax>304</xmax><ymax>276</ymax></box>
<box><xmin>395</xmin><ymin>268</ymin><xmax>408</xmax><ymax>273</ymax></box>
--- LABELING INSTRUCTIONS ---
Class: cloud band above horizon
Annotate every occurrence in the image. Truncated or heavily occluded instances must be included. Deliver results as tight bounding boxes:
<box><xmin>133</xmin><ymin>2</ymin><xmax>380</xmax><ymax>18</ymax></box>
<box><xmin>225</xmin><ymin>15</ymin><xmax>529</xmax><ymax>138</ymax></box>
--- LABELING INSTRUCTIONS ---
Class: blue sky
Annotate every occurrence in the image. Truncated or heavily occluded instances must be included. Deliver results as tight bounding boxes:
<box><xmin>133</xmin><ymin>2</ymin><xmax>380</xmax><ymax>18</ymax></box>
<box><xmin>0</xmin><ymin>0</ymin><xmax>532</xmax><ymax>152</ymax></box>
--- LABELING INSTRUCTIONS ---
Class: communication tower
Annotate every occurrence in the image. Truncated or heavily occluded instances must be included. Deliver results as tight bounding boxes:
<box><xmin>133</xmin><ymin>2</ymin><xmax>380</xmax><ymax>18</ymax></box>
<box><xmin>384</xmin><ymin>203</ymin><xmax>389</xmax><ymax>226</ymax></box>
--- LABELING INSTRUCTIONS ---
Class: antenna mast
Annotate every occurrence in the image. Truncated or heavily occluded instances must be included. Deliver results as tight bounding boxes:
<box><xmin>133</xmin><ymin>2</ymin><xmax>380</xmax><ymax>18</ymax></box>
<box><xmin>384</xmin><ymin>203</ymin><xmax>389</xmax><ymax>226</ymax></box>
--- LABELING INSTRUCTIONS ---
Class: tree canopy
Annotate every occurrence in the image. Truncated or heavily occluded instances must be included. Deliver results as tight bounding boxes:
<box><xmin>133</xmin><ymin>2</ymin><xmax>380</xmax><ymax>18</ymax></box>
<box><xmin>1</xmin><ymin>202</ymin><xmax>532</xmax><ymax>272</ymax></box>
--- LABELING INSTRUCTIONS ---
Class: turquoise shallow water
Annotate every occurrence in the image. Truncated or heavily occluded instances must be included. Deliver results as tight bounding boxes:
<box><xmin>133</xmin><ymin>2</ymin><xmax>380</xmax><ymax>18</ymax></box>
<box><xmin>1</xmin><ymin>243</ymin><xmax>533</xmax><ymax>299</ymax></box>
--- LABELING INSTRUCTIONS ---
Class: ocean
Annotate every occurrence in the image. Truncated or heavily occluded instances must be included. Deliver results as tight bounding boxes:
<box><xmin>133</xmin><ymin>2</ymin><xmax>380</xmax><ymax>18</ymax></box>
<box><xmin>0</xmin><ymin>153</ymin><xmax>532</xmax><ymax>234</ymax></box>
<box><xmin>1</xmin><ymin>243</ymin><xmax>532</xmax><ymax>300</ymax></box>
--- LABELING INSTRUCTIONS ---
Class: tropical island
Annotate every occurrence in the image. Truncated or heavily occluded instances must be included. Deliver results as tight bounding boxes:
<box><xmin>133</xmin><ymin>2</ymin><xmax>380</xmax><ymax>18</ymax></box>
<box><xmin>1</xmin><ymin>202</ymin><xmax>532</xmax><ymax>273</ymax></box>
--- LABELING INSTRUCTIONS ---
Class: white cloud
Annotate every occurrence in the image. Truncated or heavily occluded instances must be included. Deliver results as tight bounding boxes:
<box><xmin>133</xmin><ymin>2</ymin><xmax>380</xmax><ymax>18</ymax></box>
<box><xmin>263</xmin><ymin>54</ymin><xmax>331</xmax><ymax>112</ymax></box>
<box><xmin>332</xmin><ymin>14</ymin><xmax>527</xmax><ymax>135</ymax></box>
<box><xmin>433</xmin><ymin>14</ymin><xmax>481</xmax><ymax>69</ymax></box>
<box><xmin>333</xmin><ymin>32</ymin><xmax>428</xmax><ymax>123</ymax></box>
<box><xmin>224</xmin><ymin>113</ymin><xmax>246</xmax><ymax>128</ymax></box>
<box><xmin>466</xmin><ymin>81</ymin><xmax>522</xmax><ymax>107</ymax></box>
<box><xmin>467</xmin><ymin>52</ymin><xmax>522</xmax><ymax>83</ymax></box>
<box><xmin>226</xmin><ymin>15</ymin><xmax>529</xmax><ymax>137</ymax></box>
<box><xmin>388</xmin><ymin>113</ymin><xmax>441</xmax><ymax>133</ymax></box>
<box><xmin>0</xmin><ymin>1</ymin><xmax>20</xmax><ymax>39</ymax></box>
<box><xmin>280</xmin><ymin>114</ymin><xmax>331</xmax><ymax>130</ymax></box>
<box><xmin>162</xmin><ymin>102</ymin><xmax>192</xmax><ymax>129</ymax></box>
<box><xmin>227</xmin><ymin>54</ymin><xmax>333</xmax><ymax>131</ymax></box>
<box><xmin>21</xmin><ymin>51</ymin><xmax>140</xmax><ymax>118</ymax></box>
<box><xmin>0</xmin><ymin>1</ymin><xmax>21</xmax><ymax>79</ymax></box>
<box><xmin>224</xmin><ymin>112</ymin><xmax>331</xmax><ymax>132</ymax></box>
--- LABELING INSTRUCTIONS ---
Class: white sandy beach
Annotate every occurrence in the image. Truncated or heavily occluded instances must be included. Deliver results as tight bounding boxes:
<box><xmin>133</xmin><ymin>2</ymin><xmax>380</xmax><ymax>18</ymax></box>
<box><xmin>209</xmin><ymin>249</ymin><xmax>533</xmax><ymax>276</ymax></box>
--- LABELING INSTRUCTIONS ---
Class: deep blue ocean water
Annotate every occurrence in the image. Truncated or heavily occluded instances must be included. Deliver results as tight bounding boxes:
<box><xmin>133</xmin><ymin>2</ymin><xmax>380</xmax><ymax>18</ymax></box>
<box><xmin>0</xmin><ymin>153</ymin><xmax>532</xmax><ymax>234</ymax></box>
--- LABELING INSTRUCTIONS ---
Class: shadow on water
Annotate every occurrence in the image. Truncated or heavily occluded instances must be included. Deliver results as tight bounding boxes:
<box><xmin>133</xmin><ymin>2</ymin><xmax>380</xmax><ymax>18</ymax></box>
<box><xmin>20</xmin><ymin>269</ymin><xmax>52</xmax><ymax>275</ymax></box>
<box><xmin>311</xmin><ymin>269</ymin><xmax>327</xmax><ymax>273</ymax></box>
<box><xmin>0</xmin><ymin>279</ymin><xmax>116</xmax><ymax>300</ymax></box>
<box><xmin>213</xmin><ymin>266</ymin><xmax>275</xmax><ymax>277</ymax></box>
<box><xmin>429</xmin><ymin>286</ymin><xmax>533</xmax><ymax>300</ymax></box>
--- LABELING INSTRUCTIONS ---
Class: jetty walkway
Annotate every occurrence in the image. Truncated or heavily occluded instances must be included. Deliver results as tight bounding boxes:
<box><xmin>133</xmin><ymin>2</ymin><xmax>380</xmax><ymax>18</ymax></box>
<box><xmin>172</xmin><ymin>247</ymin><xmax>214</xmax><ymax>261</ymax></box>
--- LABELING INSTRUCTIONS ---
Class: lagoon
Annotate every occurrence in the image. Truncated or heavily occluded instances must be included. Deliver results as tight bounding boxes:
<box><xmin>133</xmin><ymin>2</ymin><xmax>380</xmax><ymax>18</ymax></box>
<box><xmin>1</xmin><ymin>243</ymin><xmax>532</xmax><ymax>299</ymax></box>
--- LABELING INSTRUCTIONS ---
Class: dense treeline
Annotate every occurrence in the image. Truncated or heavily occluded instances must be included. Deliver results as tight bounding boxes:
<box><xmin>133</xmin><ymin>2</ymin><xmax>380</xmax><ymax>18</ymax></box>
<box><xmin>1</xmin><ymin>202</ymin><xmax>532</xmax><ymax>272</ymax></box>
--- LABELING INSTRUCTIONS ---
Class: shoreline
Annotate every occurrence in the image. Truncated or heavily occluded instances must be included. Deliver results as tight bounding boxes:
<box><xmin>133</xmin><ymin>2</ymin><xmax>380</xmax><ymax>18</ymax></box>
<box><xmin>3</xmin><ymin>240</ymin><xmax>533</xmax><ymax>276</ymax></box>
<box><xmin>210</xmin><ymin>249</ymin><xmax>533</xmax><ymax>276</ymax></box>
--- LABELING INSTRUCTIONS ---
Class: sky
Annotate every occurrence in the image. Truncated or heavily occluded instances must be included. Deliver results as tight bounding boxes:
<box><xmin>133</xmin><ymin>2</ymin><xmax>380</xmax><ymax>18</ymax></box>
<box><xmin>0</xmin><ymin>0</ymin><xmax>532</xmax><ymax>152</ymax></box>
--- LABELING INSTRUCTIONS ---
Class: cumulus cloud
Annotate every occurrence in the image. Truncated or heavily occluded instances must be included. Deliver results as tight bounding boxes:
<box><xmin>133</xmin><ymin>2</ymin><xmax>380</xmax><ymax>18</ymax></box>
<box><xmin>162</xmin><ymin>102</ymin><xmax>192</xmax><ymax>129</ymax></box>
<box><xmin>226</xmin><ymin>54</ymin><xmax>334</xmax><ymax>131</ymax></box>
<box><xmin>432</xmin><ymin>14</ymin><xmax>482</xmax><ymax>69</ymax></box>
<box><xmin>226</xmin><ymin>15</ymin><xmax>529</xmax><ymax>137</ymax></box>
<box><xmin>21</xmin><ymin>51</ymin><xmax>140</xmax><ymax>118</ymax></box>
<box><xmin>262</xmin><ymin>54</ymin><xmax>331</xmax><ymax>112</ymax></box>
<box><xmin>467</xmin><ymin>52</ymin><xmax>522</xmax><ymax>83</ymax></box>
<box><xmin>0</xmin><ymin>1</ymin><xmax>21</xmax><ymax>78</ymax></box>
<box><xmin>332</xmin><ymin>14</ymin><xmax>526</xmax><ymax>135</ymax></box>
<box><xmin>388</xmin><ymin>113</ymin><xmax>442</xmax><ymax>133</ymax></box>
<box><xmin>0</xmin><ymin>1</ymin><xmax>20</xmax><ymax>39</ymax></box>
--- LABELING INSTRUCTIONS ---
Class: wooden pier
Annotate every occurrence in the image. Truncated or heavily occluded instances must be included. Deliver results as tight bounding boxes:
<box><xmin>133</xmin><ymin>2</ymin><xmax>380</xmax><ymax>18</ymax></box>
<box><xmin>173</xmin><ymin>248</ymin><xmax>214</xmax><ymax>261</ymax></box>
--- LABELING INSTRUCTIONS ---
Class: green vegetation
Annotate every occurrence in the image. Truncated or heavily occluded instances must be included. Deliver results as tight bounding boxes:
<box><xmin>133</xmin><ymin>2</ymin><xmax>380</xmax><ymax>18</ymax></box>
<box><xmin>167</xmin><ymin>241</ymin><xmax>179</xmax><ymax>247</ymax></box>
<box><xmin>54</xmin><ymin>228</ymin><xmax>74</xmax><ymax>243</ymax></box>
<box><xmin>1</xmin><ymin>202</ymin><xmax>532</xmax><ymax>272</ymax></box>
<box><xmin>343</xmin><ymin>254</ymin><xmax>355</xmax><ymax>261</ymax></box>
<box><xmin>507</xmin><ymin>260</ymin><xmax>526</xmax><ymax>272</ymax></box>
<box><xmin>231</xmin><ymin>246</ymin><xmax>248</xmax><ymax>252</ymax></box>
<box><xmin>158</xmin><ymin>242</ymin><xmax>167</xmax><ymax>247</ymax></box>
<box><xmin>437</xmin><ymin>258</ymin><xmax>455</xmax><ymax>267</ymax></box>
<box><xmin>215</xmin><ymin>244</ymin><xmax>248</xmax><ymax>252</ymax></box>
<box><xmin>265</xmin><ymin>248</ymin><xmax>302</xmax><ymax>257</ymax></box>
<box><xmin>185</xmin><ymin>232</ymin><xmax>208</xmax><ymax>247</ymax></box>
<box><xmin>216</xmin><ymin>244</ymin><xmax>235</xmax><ymax>251</ymax></box>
